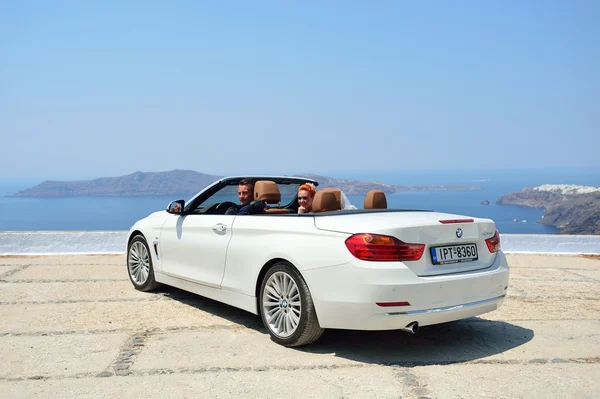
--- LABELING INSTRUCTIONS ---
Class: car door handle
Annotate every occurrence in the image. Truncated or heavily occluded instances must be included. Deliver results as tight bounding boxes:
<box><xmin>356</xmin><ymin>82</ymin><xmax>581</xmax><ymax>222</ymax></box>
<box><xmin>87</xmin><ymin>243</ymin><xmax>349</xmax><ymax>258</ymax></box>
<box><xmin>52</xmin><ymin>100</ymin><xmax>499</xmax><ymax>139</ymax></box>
<box><xmin>212</xmin><ymin>223</ymin><xmax>227</xmax><ymax>232</ymax></box>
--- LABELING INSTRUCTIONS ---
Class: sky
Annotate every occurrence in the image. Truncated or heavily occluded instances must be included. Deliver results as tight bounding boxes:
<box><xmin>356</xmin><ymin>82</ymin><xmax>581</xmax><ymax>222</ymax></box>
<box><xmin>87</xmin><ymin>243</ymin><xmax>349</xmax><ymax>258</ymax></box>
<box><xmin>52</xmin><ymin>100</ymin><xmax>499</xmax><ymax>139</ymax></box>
<box><xmin>0</xmin><ymin>1</ymin><xmax>598</xmax><ymax>180</ymax></box>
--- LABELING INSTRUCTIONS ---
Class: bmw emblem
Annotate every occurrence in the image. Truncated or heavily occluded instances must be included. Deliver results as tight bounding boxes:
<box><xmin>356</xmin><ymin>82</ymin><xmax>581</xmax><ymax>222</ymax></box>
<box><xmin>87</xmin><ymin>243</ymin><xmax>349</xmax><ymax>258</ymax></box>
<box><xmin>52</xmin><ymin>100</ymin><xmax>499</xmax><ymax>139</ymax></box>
<box><xmin>456</xmin><ymin>228</ymin><xmax>463</xmax><ymax>238</ymax></box>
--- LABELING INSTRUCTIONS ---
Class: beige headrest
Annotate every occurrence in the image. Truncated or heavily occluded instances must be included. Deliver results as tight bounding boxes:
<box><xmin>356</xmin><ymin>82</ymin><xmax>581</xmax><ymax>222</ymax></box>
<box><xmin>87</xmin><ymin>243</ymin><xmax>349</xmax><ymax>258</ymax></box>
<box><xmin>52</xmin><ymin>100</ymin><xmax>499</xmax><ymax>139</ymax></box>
<box><xmin>254</xmin><ymin>180</ymin><xmax>281</xmax><ymax>204</ymax></box>
<box><xmin>320</xmin><ymin>188</ymin><xmax>341</xmax><ymax>210</ymax></box>
<box><xmin>312</xmin><ymin>191</ymin><xmax>340</xmax><ymax>212</ymax></box>
<box><xmin>364</xmin><ymin>190</ymin><xmax>387</xmax><ymax>209</ymax></box>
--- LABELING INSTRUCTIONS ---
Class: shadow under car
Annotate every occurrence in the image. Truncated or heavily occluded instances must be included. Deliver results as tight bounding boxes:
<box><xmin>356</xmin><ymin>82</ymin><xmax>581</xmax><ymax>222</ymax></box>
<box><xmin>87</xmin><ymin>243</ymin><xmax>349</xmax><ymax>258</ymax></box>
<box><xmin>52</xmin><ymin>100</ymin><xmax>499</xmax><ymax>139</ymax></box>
<box><xmin>156</xmin><ymin>286</ymin><xmax>533</xmax><ymax>365</ymax></box>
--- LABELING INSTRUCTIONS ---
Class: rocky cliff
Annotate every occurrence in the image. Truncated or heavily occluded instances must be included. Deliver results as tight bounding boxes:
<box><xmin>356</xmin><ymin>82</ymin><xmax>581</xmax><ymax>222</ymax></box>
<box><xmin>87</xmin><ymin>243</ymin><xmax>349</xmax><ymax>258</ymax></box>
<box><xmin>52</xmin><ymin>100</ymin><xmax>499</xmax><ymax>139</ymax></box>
<box><xmin>8</xmin><ymin>170</ymin><xmax>480</xmax><ymax>197</ymax></box>
<box><xmin>298</xmin><ymin>174</ymin><xmax>480</xmax><ymax>195</ymax></box>
<box><xmin>9</xmin><ymin>170</ymin><xmax>221</xmax><ymax>197</ymax></box>
<box><xmin>497</xmin><ymin>185</ymin><xmax>600</xmax><ymax>235</ymax></box>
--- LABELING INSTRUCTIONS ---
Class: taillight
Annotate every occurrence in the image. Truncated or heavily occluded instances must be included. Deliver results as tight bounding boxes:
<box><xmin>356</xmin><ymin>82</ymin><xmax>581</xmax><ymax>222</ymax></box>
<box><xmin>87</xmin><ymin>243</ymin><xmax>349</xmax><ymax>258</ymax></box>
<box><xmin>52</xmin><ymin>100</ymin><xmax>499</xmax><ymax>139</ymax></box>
<box><xmin>485</xmin><ymin>229</ymin><xmax>501</xmax><ymax>253</ymax></box>
<box><xmin>345</xmin><ymin>233</ymin><xmax>425</xmax><ymax>261</ymax></box>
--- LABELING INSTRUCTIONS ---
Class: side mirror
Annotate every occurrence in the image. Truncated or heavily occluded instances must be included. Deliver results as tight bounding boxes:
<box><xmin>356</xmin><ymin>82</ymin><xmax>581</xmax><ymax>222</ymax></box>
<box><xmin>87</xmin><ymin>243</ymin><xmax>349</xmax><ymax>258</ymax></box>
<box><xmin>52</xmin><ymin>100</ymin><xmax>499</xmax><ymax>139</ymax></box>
<box><xmin>167</xmin><ymin>200</ymin><xmax>185</xmax><ymax>215</ymax></box>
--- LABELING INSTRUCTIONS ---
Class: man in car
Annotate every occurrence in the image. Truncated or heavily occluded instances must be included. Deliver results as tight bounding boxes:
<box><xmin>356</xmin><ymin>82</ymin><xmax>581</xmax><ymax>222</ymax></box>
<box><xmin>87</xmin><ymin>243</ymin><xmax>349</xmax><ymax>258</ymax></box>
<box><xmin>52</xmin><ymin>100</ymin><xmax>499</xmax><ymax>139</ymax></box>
<box><xmin>237</xmin><ymin>178</ymin><xmax>255</xmax><ymax>215</ymax></box>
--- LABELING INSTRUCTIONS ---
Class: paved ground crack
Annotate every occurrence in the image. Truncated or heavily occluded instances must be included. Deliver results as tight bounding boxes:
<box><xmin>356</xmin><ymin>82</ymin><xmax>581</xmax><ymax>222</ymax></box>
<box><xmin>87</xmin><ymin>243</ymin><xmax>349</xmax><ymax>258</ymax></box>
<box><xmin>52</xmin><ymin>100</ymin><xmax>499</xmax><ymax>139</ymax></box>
<box><xmin>0</xmin><ymin>298</ymin><xmax>164</xmax><ymax>305</ymax></box>
<box><xmin>1</xmin><ymin>358</ymin><xmax>599</xmax><ymax>382</ymax></box>
<box><xmin>509</xmin><ymin>277</ymin><xmax>588</xmax><ymax>282</ymax></box>
<box><xmin>394</xmin><ymin>367</ymin><xmax>430</xmax><ymax>398</ymax></box>
<box><xmin>0</xmin><ymin>324</ymin><xmax>254</xmax><ymax>337</ymax></box>
<box><xmin>508</xmin><ymin>294</ymin><xmax>600</xmax><ymax>301</ymax></box>
<box><xmin>0</xmin><ymin>278</ymin><xmax>124</xmax><ymax>283</ymax></box>
<box><xmin>0</xmin><ymin>265</ymin><xmax>31</xmax><ymax>279</ymax></box>
<box><xmin>0</xmin><ymin>263</ymin><xmax>123</xmax><ymax>267</ymax></box>
<box><xmin>566</xmin><ymin>270</ymin><xmax>600</xmax><ymax>281</ymax></box>
<box><xmin>307</xmin><ymin>369</ymin><xmax>345</xmax><ymax>397</ymax></box>
<box><xmin>511</xmin><ymin>267</ymin><xmax>599</xmax><ymax>271</ymax></box>
<box><xmin>100</xmin><ymin>330</ymin><xmax>154</xmax><ymax>377</ymax></box>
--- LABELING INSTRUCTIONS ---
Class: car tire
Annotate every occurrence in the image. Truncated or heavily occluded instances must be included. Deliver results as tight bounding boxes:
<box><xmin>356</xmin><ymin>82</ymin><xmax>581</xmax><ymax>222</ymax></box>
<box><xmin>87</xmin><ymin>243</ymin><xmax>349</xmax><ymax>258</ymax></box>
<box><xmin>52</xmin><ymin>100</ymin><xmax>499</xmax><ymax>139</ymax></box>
<box><xmin>127</xmin><ymin>235</ymin><xmax>160</xmax><ymax>292</ymax></box>
<box><xmin>259</xmin><ymin>262</ymin><xmax>324</xmax><ymax>347</ymax></box>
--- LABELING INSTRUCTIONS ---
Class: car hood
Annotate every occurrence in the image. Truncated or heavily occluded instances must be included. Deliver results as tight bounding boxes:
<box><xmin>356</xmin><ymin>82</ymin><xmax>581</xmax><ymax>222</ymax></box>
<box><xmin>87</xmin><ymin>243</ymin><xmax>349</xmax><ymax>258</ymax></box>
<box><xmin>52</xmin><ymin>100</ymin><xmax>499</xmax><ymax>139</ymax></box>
<box><xmin>130</xmin><ymin>210</ymin><xmax>169</xmax><ymax>231</ymax></box>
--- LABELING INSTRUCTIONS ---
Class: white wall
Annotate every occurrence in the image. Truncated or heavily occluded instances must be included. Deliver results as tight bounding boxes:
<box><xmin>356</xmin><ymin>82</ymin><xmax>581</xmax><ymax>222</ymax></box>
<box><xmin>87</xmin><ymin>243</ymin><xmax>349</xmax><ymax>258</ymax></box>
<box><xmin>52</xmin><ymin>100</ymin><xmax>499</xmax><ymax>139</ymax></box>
<box><xmin>1</xmin><ymin>231</ymin><xmax>599</xmax><ymax>255</ymax></box>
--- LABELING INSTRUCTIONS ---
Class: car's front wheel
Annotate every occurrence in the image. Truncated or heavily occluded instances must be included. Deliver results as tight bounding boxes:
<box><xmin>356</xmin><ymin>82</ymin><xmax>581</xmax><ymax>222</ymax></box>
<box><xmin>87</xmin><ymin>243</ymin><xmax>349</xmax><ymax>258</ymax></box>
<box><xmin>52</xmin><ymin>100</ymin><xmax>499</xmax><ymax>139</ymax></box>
<box><xmin>127</xmin><ymin>235</ymin><xmax>160</xmax><ymax>292</ymax></box>
<box><xmin>259</xmin><ymin>262</ymin><xmax>324</xmax><ymax>347</ymax></box>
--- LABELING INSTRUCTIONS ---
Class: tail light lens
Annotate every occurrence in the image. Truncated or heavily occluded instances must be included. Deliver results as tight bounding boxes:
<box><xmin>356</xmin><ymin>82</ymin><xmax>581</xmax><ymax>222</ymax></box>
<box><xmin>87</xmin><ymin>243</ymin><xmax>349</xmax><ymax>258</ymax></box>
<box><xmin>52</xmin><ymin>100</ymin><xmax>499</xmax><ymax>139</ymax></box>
<box><xmin>345</xmin><ymin>233</ymin><xmax>425</xmax><ymax>261</ymax></box>
<box><xmin>485</xmin><ymin>229</ymin><xmax>501</xmax><ymax>253</ymax></box>
<box><xmin>439</xmin><ymin>219</ymin><xmax>474</xmax><ymax>224</ymax></box>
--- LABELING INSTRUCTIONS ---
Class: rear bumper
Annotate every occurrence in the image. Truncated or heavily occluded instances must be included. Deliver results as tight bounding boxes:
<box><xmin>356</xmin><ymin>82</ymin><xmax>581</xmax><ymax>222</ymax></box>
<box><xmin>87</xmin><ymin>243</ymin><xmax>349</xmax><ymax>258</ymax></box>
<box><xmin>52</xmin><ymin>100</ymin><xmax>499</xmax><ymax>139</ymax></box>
<box><xmin>302</xmin><ymin>251</ymin><xmax>510</xmax><ymax>330</ymax></box>
<box><xmin>365</xmin><ymin>295</ymin><xmax>505</xmax><ymax>330</ymax></box>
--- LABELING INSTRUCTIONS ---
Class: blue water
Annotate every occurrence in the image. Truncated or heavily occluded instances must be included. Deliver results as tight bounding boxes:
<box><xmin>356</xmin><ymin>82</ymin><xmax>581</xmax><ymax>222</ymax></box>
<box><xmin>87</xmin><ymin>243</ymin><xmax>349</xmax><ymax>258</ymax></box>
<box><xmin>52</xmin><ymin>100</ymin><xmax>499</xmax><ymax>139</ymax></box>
<box><xmin>1</xmin><ymin>167</ymin><xmax>598</xmax><ymax>233</ymax></box>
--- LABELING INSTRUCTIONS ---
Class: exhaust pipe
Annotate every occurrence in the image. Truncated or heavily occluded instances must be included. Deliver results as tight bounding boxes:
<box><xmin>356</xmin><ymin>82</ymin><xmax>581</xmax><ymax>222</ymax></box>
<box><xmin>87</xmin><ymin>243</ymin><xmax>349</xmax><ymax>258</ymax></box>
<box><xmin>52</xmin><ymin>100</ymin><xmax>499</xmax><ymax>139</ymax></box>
<box><xmin>401</xmin><ymin>321</ymin><xmax>419</xmax><ymax>334</ymax></box>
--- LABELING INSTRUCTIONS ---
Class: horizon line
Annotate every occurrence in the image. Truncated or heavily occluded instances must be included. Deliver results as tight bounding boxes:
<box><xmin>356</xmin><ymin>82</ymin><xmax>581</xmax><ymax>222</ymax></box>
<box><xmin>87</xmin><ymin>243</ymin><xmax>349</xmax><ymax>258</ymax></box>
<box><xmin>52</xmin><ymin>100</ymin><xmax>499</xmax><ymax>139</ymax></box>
<box><xmin>1</xmin><ymin>165</ymin><xmax>600</xmax><ymax>182</ymax></box>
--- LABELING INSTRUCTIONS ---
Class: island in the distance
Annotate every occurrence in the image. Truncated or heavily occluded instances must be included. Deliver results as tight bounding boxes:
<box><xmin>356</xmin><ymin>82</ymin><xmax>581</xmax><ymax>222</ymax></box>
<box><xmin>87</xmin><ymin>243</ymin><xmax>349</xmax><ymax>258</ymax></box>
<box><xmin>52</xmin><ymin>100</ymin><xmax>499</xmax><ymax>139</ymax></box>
<box><xmin>497</xmin><ymin>184</ymin><xmax>600</xmax><ymax>235</ymax></box>
<box><xmin>8</xmin><ymin>170</ymin><xmax>481</xmax><ymax>198</ymax></box>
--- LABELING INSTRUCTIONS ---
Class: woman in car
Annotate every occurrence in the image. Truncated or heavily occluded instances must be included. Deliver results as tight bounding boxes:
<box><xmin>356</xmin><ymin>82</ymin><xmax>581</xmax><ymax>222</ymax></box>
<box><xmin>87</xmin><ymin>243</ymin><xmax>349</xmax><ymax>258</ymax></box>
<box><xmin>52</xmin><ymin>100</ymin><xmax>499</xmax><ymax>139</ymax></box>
<box><xmin>297</xmin><ymin>183</ymin><xmax>316</xmax><ymax>214</ymax></box>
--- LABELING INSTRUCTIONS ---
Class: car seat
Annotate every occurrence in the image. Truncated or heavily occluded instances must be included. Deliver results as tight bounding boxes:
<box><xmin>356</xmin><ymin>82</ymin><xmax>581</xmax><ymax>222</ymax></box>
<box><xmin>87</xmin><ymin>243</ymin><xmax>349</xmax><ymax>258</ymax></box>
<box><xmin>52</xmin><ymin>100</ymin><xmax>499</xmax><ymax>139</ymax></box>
<box><xmin>364</xmin><ymin>190</ymin><xmax>387</xmax><ymax>209</ymax></box>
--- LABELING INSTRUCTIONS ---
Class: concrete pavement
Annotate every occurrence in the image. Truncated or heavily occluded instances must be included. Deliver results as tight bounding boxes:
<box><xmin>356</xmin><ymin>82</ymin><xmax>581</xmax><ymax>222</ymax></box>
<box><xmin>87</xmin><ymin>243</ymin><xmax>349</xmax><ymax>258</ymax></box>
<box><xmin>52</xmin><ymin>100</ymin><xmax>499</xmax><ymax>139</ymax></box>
<box><xmin>0</xmin><ymin>254</ymin><xmax>598</xmax><ymax>398</ymax></box>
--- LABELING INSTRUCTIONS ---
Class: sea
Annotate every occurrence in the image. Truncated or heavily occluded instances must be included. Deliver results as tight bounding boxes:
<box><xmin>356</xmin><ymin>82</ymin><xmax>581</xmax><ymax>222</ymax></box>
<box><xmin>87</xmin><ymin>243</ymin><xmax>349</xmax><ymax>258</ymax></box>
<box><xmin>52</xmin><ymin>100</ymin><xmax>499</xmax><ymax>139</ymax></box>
<box><xmin>1</xmin><ymin>167</ymin><xmax>598</xmax><ymax>234</ymax></box>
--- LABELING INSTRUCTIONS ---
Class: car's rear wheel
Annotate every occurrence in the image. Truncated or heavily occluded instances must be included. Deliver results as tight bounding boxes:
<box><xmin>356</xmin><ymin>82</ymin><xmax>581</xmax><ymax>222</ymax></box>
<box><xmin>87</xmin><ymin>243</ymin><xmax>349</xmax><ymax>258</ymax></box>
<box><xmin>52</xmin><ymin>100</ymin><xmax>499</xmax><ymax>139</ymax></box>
<box><xmin>259</xmin><ymin>262</ymin><xmax>324</xmax><ymax>347</ymax></box>
<box><xmin>127</xmin><ymin>235</ymin><xmax>160</xmax><ymax>292</ymax></box>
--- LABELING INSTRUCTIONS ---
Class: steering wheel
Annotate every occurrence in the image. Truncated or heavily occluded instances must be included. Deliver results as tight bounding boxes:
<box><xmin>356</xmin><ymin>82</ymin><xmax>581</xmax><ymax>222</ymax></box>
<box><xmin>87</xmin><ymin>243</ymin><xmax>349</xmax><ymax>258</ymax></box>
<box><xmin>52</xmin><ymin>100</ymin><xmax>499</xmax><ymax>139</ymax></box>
<box><xmin>214</xmin><ymin>201</ymin><xmax>239</xmax><ymax>215</ymax></box>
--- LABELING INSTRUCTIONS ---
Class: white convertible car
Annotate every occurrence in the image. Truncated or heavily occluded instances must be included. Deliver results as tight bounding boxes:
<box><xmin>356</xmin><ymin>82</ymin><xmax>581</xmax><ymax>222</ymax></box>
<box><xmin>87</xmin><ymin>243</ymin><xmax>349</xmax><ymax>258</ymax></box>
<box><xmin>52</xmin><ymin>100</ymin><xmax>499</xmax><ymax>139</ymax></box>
<box><xmin>127</xmin><ymin>176</ymin><xmax>509</xmax><ymax>347</ymax></box>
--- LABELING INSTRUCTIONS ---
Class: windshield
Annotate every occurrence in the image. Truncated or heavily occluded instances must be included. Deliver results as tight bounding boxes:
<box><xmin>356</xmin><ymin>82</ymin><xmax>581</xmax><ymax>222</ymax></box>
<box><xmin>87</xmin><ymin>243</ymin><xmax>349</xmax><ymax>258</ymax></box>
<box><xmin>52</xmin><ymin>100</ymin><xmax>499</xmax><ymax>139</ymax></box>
<box><xmin>193</xmin><ymin>182</ymin><xmax>303</xmax><ymax>213</ymax></box>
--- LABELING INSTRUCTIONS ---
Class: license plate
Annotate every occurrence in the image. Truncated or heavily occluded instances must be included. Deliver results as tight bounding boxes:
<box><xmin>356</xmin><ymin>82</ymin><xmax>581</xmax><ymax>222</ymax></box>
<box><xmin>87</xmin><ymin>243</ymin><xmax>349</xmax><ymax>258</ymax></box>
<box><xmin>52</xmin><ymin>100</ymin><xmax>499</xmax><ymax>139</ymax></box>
<box><xmin>431</xmin><ymin>244</ymin><xmax>478</xmax><ymax>265</ymax></box>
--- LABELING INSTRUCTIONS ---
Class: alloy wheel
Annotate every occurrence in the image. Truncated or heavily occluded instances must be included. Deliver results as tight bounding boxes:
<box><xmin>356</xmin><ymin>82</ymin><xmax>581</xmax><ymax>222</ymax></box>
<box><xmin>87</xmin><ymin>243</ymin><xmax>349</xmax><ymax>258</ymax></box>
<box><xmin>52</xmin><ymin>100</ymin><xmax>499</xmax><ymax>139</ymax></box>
<box><xmin>128</xmin><ymin>241</ymin><xmax>150</xmax><ymax>285</ymax></box>
<box><xmin>262</xmin><ymin>271</ymin><xmax>302</xmax><ymax>338</ymax></box>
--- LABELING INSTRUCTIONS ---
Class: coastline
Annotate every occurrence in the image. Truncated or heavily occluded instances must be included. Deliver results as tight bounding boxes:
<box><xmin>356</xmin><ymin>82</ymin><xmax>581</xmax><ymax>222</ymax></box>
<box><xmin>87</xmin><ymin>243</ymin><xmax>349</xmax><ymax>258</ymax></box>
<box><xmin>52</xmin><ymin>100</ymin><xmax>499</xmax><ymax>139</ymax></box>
<box><xmin>1</xmin><ymin>231</ymin><xmax>599</xmax><ymax>255</ymax></box>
